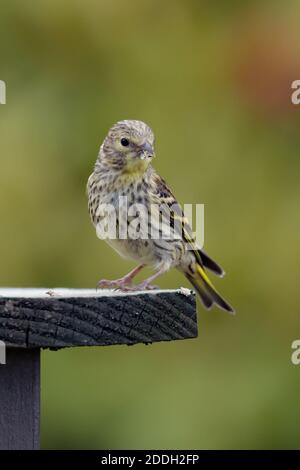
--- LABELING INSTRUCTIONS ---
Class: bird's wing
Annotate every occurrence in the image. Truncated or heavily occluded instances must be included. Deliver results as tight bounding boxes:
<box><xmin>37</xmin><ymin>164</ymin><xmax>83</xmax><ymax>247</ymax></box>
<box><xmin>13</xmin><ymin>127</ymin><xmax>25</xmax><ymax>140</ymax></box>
<box><xmin>149</xmin><ymin>172</ymin><xmax>203</xmax><ymax>265</ymax></box>
<box><xmin>149</xmin><ymin>171</ymin><xmax>233</xmax><ymax>313</ymax></box>
<box><xmin>149</xmin><ymin>171</ymin><xmax>224</xmax><ymax>276</ymax></box>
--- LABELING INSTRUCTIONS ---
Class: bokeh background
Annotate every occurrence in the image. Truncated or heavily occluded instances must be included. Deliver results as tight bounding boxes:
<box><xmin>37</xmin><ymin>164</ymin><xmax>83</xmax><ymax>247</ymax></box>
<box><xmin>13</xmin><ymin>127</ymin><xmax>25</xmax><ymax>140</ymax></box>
<box><xmin>1</xmin><ymin>0</ymin><xmax>300</xmax><ymax>449</ymax></box>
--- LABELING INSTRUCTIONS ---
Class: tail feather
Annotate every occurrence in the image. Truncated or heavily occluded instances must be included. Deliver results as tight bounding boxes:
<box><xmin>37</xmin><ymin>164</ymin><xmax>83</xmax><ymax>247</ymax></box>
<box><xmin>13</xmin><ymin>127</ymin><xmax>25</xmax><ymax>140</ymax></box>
<box><xmin>184</xmin><ymin>264</ymin><xmax>234</xmax><ymax>314</ymax></box>
<box><xmin>185</xmin><ymin>273</ymin><xmax>213</xmax><ymax>310</ymax></box>
<box><xmin>199</xmin><ymin>250</ymin><xmax>225</xmax><ymax>277</ymax></box>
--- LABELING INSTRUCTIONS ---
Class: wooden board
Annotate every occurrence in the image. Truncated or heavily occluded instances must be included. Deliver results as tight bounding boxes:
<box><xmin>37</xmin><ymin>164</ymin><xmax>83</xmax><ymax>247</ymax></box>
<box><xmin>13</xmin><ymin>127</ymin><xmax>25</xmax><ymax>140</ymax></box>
<box><xmin>0</xmin><ymin>288</ymin><xmax>197</xmax><ymax>348</ymax></box>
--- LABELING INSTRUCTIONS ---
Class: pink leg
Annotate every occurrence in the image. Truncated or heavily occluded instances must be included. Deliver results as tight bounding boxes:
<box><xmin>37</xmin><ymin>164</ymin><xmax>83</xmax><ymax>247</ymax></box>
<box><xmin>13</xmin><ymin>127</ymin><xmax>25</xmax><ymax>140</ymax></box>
<box><xmin>122</xmin><ymin>266</ymin><xmax>167</xmax><ymax>291</ymax></box>
<box><xmin>97</xmin><ymin>264</ymin><xmax>145</xmax><ymax>289</ymax></box>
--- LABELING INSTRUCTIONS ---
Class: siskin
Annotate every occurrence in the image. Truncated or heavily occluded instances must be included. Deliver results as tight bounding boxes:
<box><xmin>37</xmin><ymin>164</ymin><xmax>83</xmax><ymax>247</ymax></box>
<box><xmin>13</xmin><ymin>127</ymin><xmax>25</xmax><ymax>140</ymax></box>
<box><xmin>87</xmin><ymin>120</ymin><xmax>234</xmax><ymax>313</ymax></box>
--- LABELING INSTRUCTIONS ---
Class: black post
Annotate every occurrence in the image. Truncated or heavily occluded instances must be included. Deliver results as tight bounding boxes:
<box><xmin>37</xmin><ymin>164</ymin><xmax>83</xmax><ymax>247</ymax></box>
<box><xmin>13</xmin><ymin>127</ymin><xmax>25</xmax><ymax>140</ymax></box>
<box><xmin>0</xmin><ymin>348</ymin><xmax>40</xmax><ymax>450</ymax></box>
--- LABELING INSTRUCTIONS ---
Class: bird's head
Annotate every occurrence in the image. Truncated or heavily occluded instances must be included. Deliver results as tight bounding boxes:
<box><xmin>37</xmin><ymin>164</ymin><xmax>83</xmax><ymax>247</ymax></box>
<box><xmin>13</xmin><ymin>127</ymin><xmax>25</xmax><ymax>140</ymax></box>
<box><xmin>100</xmin><ymin>120</ymin><xmax>155</xmax><ymax>175</ymax></box>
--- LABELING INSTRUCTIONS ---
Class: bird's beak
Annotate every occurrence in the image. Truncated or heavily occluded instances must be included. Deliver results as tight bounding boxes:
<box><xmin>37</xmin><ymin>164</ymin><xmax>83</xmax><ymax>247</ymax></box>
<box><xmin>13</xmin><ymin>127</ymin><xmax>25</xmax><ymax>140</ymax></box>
<box><xmin>140</xmin><ymin>142</ymin><xmax>155</xmax><ymax>160</ymax></box>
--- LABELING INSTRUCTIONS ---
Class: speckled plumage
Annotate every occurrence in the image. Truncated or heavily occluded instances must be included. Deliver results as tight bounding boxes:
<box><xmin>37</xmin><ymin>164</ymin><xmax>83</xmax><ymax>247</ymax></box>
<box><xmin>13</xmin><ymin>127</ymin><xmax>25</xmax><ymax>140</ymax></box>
<box><xmin>87</xmin><ymin>120</ymin><xmax>234</xmax><ymax>313</ymax></box>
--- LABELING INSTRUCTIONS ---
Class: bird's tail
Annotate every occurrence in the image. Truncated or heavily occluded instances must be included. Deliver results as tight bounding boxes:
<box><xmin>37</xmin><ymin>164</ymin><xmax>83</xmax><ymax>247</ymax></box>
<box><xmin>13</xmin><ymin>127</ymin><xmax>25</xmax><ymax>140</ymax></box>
<box><xmin>184</xmin><ymin>263</ymin><xmax>234</xmax><ymax>314</ymax></box>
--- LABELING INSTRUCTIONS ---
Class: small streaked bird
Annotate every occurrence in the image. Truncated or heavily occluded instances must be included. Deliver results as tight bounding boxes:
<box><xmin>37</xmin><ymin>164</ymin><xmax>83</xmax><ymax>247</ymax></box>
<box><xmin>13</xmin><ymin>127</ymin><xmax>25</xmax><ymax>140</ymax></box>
<box><xmin>87</xmin><ymin>120</ymin><xmax>234</xmax><ymax>313</ymax></box>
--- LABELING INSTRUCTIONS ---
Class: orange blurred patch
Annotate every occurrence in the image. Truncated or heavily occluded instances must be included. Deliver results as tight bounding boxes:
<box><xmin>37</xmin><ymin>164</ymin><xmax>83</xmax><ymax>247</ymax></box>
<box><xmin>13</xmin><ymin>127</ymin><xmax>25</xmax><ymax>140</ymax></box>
<box><xmin>231</xmin><ymin>12</ymin><xmax>300</xmax><ymax>117</ymax></box>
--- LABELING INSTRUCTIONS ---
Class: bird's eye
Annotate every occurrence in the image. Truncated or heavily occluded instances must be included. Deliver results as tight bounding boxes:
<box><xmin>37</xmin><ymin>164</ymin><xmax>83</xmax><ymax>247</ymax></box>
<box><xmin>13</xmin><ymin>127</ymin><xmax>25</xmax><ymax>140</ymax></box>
<box><xmin>121</xmin><ymin>138</ymin><xmax>129</xmax><ymax>147</ymax></box>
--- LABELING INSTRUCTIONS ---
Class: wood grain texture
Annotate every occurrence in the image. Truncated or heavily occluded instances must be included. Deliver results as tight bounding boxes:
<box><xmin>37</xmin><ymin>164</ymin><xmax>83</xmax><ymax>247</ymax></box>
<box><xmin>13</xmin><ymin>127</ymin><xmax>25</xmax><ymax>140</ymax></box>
<box><xmin>0</xmin><ymin>348</ymin><xmax>40</xmax><ymax>450</ymax></box>
<box><xmin>0</xmin><ymin>289</ymin><xmax>197</xmax><ymax>348</ymax></box>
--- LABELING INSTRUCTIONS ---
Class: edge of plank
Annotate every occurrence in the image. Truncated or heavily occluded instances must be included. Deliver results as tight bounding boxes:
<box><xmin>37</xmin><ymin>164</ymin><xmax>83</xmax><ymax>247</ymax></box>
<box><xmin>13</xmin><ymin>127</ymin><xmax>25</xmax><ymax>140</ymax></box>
<box><xmin>0</xmin><ymin>287</ymin><xmax>195</xmax><ymax>299</ymax></box>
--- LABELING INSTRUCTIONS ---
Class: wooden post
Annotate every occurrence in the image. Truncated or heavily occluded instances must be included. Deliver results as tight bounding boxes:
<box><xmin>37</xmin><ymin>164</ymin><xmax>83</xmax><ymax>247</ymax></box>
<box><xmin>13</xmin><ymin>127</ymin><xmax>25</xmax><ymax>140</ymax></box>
<box><xmin>0</xmin><ymin>288</ymin><xmax>197</xmax><ymax>449</ymax></box>
<box><xmin>0</xmin><ymin>348</ymin><xmax>40</xmax><ymax>450</ymax></box>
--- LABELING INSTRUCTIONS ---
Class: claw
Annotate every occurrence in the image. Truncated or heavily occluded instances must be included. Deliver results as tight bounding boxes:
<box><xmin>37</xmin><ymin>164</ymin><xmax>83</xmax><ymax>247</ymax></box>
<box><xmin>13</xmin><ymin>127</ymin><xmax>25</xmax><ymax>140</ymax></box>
<box><xmin>96</xmin><ymin>265</ymin><xmax>147</xmax><ymax>291</ymax></box>
<box><xmin>96</xmin><ymin>264</ymin><xmax>162</xmax><ymax>292</ymax></box>
<box><xmin>96</xmin><ymin>278</ymin><xmax>130</xmax><ymax>290</ymax></box>
<box><xmin>117</xmin><ymin>283</ymin><xmax>160</xmax><ymax>292</ymax></box>
<box><xmin>143</xmin><ymin>284</ymin><xmax>160</xmax><ymax>290</ymax></box>
<box><xmin>97</xmin><ymin>278</ymin><xmax>132</xmax><ymax>290</ymax></box>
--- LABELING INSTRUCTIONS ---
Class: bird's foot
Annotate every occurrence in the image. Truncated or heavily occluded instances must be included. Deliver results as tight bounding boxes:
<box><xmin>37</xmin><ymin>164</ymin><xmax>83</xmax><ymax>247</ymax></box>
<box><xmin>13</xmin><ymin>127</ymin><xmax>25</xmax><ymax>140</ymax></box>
<box><xmin>120</xmin><ymin>282</ymin><xmax>160</xmax><ymax>292</ymax></box>
<box><xmin>96</xmin><ymin>277</ymin><xmax>133</xmax><ymax>290</ymax></box>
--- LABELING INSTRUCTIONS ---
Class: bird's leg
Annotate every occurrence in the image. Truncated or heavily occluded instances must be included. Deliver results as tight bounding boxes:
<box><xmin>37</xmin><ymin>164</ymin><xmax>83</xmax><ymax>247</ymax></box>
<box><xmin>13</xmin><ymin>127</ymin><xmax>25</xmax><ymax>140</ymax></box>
<box><xmin>97</xmin><ymin>264</ymin><xmax>145</xmax><ymax>290</ymax></box>
<box><xmin>122</xmin><ymin>266</ymin><xmax>167</xmax><ymax>291</ymax></box>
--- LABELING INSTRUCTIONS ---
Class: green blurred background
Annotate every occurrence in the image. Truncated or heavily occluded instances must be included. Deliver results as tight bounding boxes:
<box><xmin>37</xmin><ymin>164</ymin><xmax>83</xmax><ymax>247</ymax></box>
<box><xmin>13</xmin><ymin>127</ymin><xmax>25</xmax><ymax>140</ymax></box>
<box><xmin>1</xmin><ymin>0</ymin><xmax>300</xmax><ymax>449</ymax></box>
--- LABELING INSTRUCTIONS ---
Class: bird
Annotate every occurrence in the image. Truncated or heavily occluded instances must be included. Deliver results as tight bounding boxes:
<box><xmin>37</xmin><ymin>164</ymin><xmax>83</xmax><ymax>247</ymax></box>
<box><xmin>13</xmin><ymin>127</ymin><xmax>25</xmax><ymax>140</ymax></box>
<box><xmin>87</xmin><ymin>120</ymin><xmax>234</xmax><ymax>313</ymax></box>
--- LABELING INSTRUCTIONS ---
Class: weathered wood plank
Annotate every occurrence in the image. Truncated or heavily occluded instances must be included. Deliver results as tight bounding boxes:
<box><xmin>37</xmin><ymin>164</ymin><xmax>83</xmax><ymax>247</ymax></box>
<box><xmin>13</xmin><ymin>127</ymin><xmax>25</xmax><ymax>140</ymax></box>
<box><xmin>0</xmin><ymin>348</ymin><xmax>40</xmax><ymax>450</ymax></box>
<box><xmin>0</xmin><ymin>288</ymin><xmax>197</xmax><ymax>348</ymax></box>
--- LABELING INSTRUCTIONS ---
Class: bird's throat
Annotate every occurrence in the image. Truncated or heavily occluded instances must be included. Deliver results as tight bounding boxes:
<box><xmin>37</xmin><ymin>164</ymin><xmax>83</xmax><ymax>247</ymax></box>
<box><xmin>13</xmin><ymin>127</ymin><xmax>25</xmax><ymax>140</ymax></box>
<box><xmin>121</xmin><ymin>158</ymin><xmax>150</xmax><ymax>179</ymax></box>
